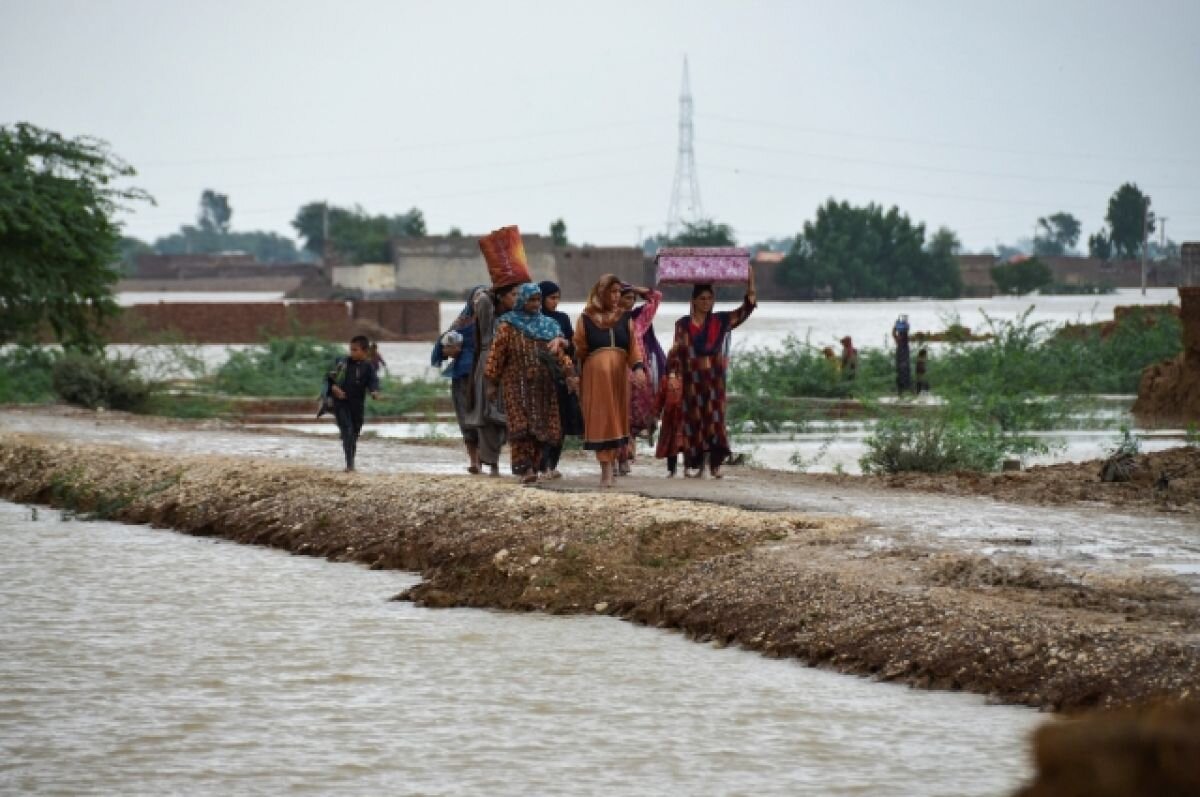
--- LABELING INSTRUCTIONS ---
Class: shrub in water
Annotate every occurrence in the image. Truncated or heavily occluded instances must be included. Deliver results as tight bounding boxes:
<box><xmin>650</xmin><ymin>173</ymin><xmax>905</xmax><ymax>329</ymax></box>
<box><xmin>51</xmin><ymin>352</ymin><xmax>151</xmax><ymax>411</ymax></box>
<box><xmin>859</xmin><ymin>415</ymin><xmax>1009</xmax><ymax>474</ymax></box>
<box><xmin>214</xmin><ymin>337</ymin><xmax>345</xmax><ymax>397</ymax></box>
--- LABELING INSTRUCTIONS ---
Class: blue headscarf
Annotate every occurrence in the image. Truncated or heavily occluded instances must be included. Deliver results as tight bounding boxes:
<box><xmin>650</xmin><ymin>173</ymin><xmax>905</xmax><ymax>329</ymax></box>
<box><xmin>498</xmin><ymin>283</ymin><xmax>563</xmax><ymax>341</ymax></box>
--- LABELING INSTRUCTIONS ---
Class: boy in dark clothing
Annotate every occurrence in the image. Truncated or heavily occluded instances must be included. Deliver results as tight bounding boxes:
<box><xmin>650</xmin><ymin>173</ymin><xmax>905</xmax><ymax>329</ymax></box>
<box><xmin>327</xmin><ymin>335</ymin><xmax>381</xmax><ymax>471</ymax></box>
<box><xmin>915</xmin><ymin>347</ymin><xmax>930</xmax><ymax>395</ymax></box>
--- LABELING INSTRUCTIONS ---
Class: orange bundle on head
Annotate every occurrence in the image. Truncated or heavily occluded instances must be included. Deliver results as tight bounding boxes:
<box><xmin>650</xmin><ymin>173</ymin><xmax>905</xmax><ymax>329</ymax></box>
<box><xmin>478</xmin><ymin>225</ymin><xmax>533</xmax><ymax>289</ymax></box>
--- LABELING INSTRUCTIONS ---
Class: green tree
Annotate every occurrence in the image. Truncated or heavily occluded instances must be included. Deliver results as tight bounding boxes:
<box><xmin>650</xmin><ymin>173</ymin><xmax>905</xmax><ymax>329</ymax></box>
<box><xmin>667</xmin><ymin>218</ymin><xmax>736</xmax><ymax>246</ymax></box>
<box><xmin>198</xmin><ymin>189</ymin><xmax>232</xmax><ymax>234</ymax></box>
<box><xmin>550</xmin><ymin>218</ymin><xmax>568</xmax><ymax>246</ymax></box>
<box><xmin>0</xmin><ymin>123</ymin><xmax>151</xmax><ymax>351</ymax></box>
<box><xmin>1105</xmin><ymin>183</ymin><xmax>1155</xmax><ymax>258</ymax></box>
<box><xmin>292</xmin><ymin>202</ymin><xmax>425</xmax><ymax>263</ymax></box>
<box><xmin>780</xmin><ymin>200</ymin><xmax>961</xmax><ymax>299</ymax></box>
<box><xmin>118</xmin><ymin>235</ymin><xmax>152</xmax><ymax>274</ymax></box>
<box><xmin>1032</xmin><ymin>212</ymin><xmax>1081</xmax><ymax>256</ymax></box>
<box><xmin>1088</xmin><ymin>229</ymin><xmax>1113</xmax><ymax>260</ymax></box>
<box><xmin>990</xmin><ymin>257</ymin><xmax>1052</xmax><ymax>295</ymax></box>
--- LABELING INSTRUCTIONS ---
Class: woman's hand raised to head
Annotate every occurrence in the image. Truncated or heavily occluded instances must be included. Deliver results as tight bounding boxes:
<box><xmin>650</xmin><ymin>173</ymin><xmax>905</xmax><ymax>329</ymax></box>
<box><xmin>746</xmin><ymin>266</ymin><xmax>757</xmax><ymax>303</ymax></box>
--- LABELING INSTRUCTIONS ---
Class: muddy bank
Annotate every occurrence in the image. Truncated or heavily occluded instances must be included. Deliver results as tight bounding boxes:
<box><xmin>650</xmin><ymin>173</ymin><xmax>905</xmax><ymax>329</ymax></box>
<box><xmin>813</xmin><ymin>446</ymin><xmax>1200</xmax><ymax>516</ymax></box>
<box><xmin>1</xmin><ymin>435</ymin><xmax>1197</xmax><ymax>712</ymax></box>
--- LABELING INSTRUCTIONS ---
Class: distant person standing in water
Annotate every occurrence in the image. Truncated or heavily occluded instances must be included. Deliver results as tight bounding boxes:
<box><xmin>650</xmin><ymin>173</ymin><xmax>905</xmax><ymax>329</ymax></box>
<box><xmin>915</xmin><ymin>347</ymin><xmax>930</xmax><ymax>394</ymax></box>
<box><xmin>893</xmin><ymin>315</ymin><xmax>912</xmax><ymax>395</ymax></box>
<box><xmin>839</xmin><ymin>336</ymin><xmax>858</xmax><ymax>382</ymax></box>
<box><xmin>326</xmin><ymin>335</ymin><xmax>381</xmax><ymax>472</ymax></box>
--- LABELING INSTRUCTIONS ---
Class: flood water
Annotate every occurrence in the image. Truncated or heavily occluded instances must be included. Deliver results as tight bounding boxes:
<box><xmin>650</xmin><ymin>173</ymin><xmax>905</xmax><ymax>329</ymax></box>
<box><xmin>110</xmin><ymin>288</ymin><xmax>1179</xmax><ymax>380</ymax></box>
<box><xmin>0</xmin><ymin>500</ymin><xmax>1042</xmax><ymax>796</ymax></box>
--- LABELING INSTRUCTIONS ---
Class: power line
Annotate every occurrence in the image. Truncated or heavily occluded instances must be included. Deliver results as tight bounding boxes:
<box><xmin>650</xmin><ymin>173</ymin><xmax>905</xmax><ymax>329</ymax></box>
<box><xmin>699</xmin><ymin>138</ymin><xmax>1194</xmax><ymax>192</ymax></box>
<box><xmin>137</xmin><ymin>119</ymin><xmax>668</xmax><ymax>169</ymax></box>
<box><xmin>696</xmin><ymin>112</ymin><xmax>1200</xmax><ymax>167</ymax></box>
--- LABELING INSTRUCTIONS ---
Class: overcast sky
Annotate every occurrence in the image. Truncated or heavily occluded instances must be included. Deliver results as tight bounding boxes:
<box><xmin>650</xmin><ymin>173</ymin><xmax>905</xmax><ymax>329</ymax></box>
<box><xmin>3</xmin><ymin>0</ymin><xmax>1198</xmax><ymax>253</ymax></box>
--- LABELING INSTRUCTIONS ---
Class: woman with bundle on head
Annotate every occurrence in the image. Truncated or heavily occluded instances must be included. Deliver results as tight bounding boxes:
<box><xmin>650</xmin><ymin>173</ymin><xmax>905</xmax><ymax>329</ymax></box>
<box><xmin>464</xmin><ymin>283</ymin><xmax>518</xmax><ymax>475</ymax></box>
<box><xmin>671</xmin><ymin>270</ymin><xmax>757</xmax><ymax>478</ymax></box>
<box><xmin>615</xmin><ymin>282</ymin><xmax>664</xmax><ymax>475</ymax></box>
<box><xmin>432</xmin><ymin>285</ymin><xmax>487</xmax><ymax>473</ymax></box>
<box><xmin>484</xmin><ymin>283</ymin><xmax>577</xmax><ymax>483</ymax></box>
<box><xmin>574</xmin><ymin>274</ymin><xmax>647</xmax><ymax>488</ymax></box>
<box><xmin>538</xmin><ymin>280</ymin><xmax>583</xmax><ymax>479</ymax></box>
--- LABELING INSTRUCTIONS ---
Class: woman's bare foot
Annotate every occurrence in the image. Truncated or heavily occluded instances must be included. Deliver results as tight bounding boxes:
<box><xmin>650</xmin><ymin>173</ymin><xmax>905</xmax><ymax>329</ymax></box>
<box><xmin>710</xmin><ymin>466</ymin><xmax>723</xmax><ymax>479</ymax></box>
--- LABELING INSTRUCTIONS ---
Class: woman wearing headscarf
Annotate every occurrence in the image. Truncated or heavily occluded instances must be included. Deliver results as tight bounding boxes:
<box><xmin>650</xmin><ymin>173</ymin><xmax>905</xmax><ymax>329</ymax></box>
<box><xmin>892</xmin><ymin>314</ymin><xmax>913</xmax><ymax>395</ymax></box>
<box><xmin>671</xmin><ymin>269</ymin><xmax>756</xmax><ymax>479</ymax></box>
<box><xmin>574</xmin><ymin>274</ymin><xmax>646</xmax><ymax>488</ymax></box>
<box><xmin>485</xmin><ymin>283</ymin><xmax>577</xmax><ymax>483</ymax></box>
<box><xmin>432</xmin><ymin>285</ymin><xmax>486</xmax><ymax>473</ymax></box>
<box><xmin>538</xmin><ymin>280</ymin><xmax>583</xmax><ymax>479</ymax></box>
<box><xmin>616</xmin><ymin>282</ymin><xmax>664</xmax><ymax>474</ymax></box>
<box><xmin>464</xmin><ymin>283</ymin><xmax>519</xmax><ymax>476</ymax></box>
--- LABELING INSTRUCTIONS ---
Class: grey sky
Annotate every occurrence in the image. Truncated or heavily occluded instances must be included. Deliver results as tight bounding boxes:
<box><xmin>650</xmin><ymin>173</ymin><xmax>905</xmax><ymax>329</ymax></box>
<box><xmin>3</xmin><ymin>0</ymin><xmax>1198</xmax><ymax>253</ymax></box>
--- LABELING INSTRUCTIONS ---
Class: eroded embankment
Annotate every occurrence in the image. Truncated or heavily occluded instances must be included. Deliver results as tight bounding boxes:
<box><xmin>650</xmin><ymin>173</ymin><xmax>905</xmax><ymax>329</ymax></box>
<box><xmin>1</xmin><ymin>434</ymin><xmax>1197</xmax><ymax>712</ymax></box>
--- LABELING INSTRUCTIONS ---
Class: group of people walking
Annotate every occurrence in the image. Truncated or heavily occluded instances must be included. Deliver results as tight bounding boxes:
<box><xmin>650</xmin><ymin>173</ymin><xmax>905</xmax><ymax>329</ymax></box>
<box><xmin>433</xmin><ymin>253</ymin><xmax>757</xmax><ymax>488</ymax></box>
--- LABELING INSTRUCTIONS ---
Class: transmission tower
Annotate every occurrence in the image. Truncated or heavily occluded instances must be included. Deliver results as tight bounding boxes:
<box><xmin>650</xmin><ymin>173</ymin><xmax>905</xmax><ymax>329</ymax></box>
<box><xmin>666</xmin><ymin>56</ymin><xmax>703</xmax><ymax>236</ymax></box>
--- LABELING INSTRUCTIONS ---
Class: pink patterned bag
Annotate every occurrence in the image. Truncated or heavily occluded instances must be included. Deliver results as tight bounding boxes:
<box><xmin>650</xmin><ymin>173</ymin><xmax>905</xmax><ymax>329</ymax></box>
<box><xmin>655</xmin><ymin>247</ymin><xmax>751</xmax><ymax>285</ymax></box>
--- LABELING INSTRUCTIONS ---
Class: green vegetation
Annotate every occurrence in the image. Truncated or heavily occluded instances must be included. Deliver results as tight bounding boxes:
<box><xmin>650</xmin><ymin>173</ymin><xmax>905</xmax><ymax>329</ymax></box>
<box><xmin>729</xmin><ymin>308</ymin><xmax>1182</xmax><ymax>473</ymax></box>
<box><xmin>214</xmin><ymin>336</ymin><xmax>345</xmax><ymax>396</ymax></box>
<box><xmin>1106</xmin><ymin>183</ymin><xmax>1154</xmax><ymax>259</ymax></box>
<box><xmin>990</xmin><ymin>258</ymin><xmax>1053</xmax><ymax>295</ymax></box>
<box><xmin>153</xmin><ymin>190</ymin><xmax>307</xmax><ymax>263</ymax></box>
<box><xmin>292</xmin><ymin>201</ymin><xmax>425</xmax><ymax>264</ymax></box>
<box><xmin>0</xmin><ymin>123</ymin><xmax>151</xmax><ymax>352</ymax></box>
<box><xmin>859</xmin><ymin>414</ymin><xmax>1028</xmax><ymax>475</ymax></box>
<box><xmin>1032</xmin><ymin>212</ymin><xmax>1082</xmax><ymax>257</ymax></box>
<box><xmin>780</xmin><ymin>200</ymin><xmax>962</xmax><ymax>300</ymax></box>
<box><xmin>51</xmin><ymin>352</ymin><xmax>151</xmax><ymax>412</ymax></box>
<box><xmin>0</xmin><ymin>346</ymin><xmax>58</xmax><ymax>404</ymax></box>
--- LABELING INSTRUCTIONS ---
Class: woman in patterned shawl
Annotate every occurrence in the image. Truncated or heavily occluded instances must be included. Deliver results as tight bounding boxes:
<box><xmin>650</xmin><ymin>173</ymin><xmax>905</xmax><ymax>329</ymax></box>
<box><xmin>574</xmin><ymin>274</ymin><xmax>646</xmax><ymax>488</ymax></box>
<box><xmin>670</xmin><ymin>268</ymin><xmax>756</xmax><ymax>479</ymax></box>
<box><xmin>484</xmin><ymin>283</ymin><xmax>576</xmax><ymax>483</ymax></box>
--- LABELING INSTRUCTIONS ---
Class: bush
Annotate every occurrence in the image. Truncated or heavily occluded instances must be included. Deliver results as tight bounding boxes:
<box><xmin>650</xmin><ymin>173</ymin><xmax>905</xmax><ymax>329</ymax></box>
<box><xmin>0</xmin><ymin>346</ymin><xmax>58</xmax><ymax>404</ymax></box>
<box><xmin>991</xmin><ymin>258</ymin><xmax>1052</xmax><ymax>295</ymax></box>
<box><xmin>51</xmin><ymin>352</ymin><xmax>151</xmax><ymax>411</ymax></box>
<box><xmin>859</xmin><ymin>413</ymin><xmax>1040</xmax><ymax>474</ymax></box>
<box><xmin>214</xmin><ymin>337</ymin><xmax>345</xmax><ymax>397</ymax></box>
<box><xmin>728</xmin><ymin>336</ymin><xmax>893</xmax><ymax>430</ymax></box>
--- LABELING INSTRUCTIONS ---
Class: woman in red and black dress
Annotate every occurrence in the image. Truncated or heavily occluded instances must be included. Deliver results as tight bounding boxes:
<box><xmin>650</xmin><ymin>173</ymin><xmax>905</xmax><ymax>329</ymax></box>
<box><xmin>670</xmin><ymin>268</ymin><xmax>756</xmax><ymax>479</ymax></box>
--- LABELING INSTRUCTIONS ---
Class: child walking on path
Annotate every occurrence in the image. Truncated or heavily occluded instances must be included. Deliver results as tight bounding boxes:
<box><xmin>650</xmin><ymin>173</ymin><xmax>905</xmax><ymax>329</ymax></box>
<box><xmin>654</xmin><ymin>360</ymin><xmax>685</xmax><ymax>477</ymax></box>
<box><xmin>327</xmin><ymin>335</ymin><xmax>381</xmax><ymax>472</ymax></box>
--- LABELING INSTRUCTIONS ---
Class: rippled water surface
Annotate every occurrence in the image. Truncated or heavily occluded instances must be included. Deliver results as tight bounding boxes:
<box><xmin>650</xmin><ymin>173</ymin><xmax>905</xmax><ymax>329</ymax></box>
<box><xmin>0</xmin><ymin>501</ymin><xmax>1042</xmax><ymax>796</ymax></box>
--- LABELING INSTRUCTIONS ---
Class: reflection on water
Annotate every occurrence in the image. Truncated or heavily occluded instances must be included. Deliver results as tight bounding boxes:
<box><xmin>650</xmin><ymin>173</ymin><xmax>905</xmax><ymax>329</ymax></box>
<box><xmin>0</xmin><ymin>501</ymin><xmax>1041</xmax><ymax>796</ymax></box>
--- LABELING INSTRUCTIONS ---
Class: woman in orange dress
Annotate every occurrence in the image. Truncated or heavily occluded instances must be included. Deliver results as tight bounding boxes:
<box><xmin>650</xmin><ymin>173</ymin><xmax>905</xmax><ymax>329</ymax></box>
<box><xmin>574</xmin><ymin>274</ymin><xmax>647</xmax><ymax>488</ymax></box>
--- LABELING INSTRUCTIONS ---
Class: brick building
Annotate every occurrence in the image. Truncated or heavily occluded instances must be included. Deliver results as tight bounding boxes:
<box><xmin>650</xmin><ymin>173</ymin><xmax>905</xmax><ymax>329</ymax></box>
<box><xmin>330</xmin><ymin>235</ymin><xmax>645</xmax><ymax>300</ymax></box>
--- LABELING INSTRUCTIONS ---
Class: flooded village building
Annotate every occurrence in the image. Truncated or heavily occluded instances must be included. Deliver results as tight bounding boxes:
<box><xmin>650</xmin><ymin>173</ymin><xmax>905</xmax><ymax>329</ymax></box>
<box><xmin>332</xmin><ymin>234</ymin><xmax>646</xmax><ymax>301</ymax></box>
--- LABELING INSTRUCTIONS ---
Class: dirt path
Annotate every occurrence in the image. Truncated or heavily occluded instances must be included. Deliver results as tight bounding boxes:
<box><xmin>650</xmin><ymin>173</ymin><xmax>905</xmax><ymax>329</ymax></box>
<box><xmin>3</xmin><ymin>406</ymin><xmax>1197</xmax><ymax>591</ymax></box>
<box><xmin>1</xmin><ymin>429</ymin><xmax>1197</xmax><ymax>712</ymax></box>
